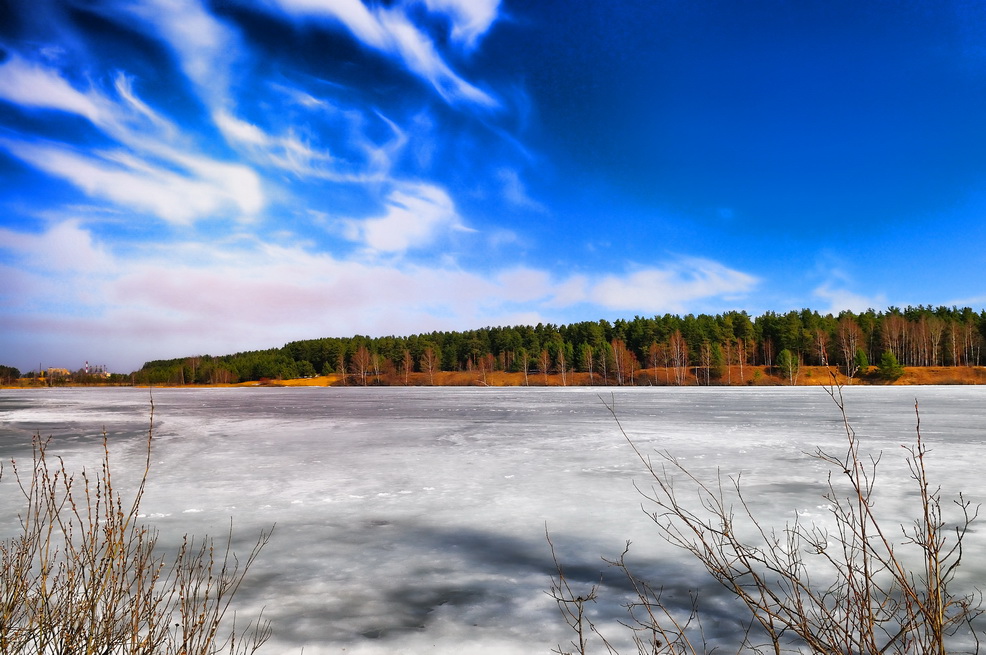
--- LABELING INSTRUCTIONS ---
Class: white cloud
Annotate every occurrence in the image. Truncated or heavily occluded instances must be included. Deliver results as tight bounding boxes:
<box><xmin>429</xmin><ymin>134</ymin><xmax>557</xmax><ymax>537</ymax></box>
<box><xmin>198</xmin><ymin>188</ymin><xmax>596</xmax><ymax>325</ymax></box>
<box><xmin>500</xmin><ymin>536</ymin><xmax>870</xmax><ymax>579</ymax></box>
<box><xmin>809</xmin><ymin>255</ymin><xmax>887</xmax><ymax>314</ymax></box>
<box><xmin>378</xmin><ymin>9</ymin><xmax>495</xmax><ymax>106</ymax></box>
<box><xmin>486</xmin><ymin>228</ymin><xmax>522</xmax><ymax>249</ymax></box>
<box><xmin>0</xmin><ymin>220</ymin><xmax>109</xmax><ymax>274</ymax></box>
<box><xmin>214</xmin><ymin>110</ymin><xmax>269</xmax><ymax>147</ymax></box>
<box><xmin>214</xmin><ymin>111</ymin><xmax>330</xmax><ymax>177</ymax></box>
<box><xmin>0</xmin><ymin>264</ymin><xmax>35</xmax><ymax>309</ymax></box>
<box><xmin>160</xmin><ymin>150</ymin><xmax>264</xmax><ymax>216</ymax></box>
<box><xmin>0</xmin><ymin>223</ymin><xmax>762</xmax><ymax>371</ymax></box>
<box><xmin>213</xmin><ymin>97</ymin><xmax>407</xmax><ymax>183</ymax></box>
<box><xmin>497</xmin><ymin>168</ymin><xmax>545</xmax><ymax>212</ymax></box>
<box><xmin>264</xmin><ymin>0</ymin><xmax>497</xmax><ymax>107</ymax></box>
<box><xmin>550</xmin><ymin>275</ymin><xmax>591</xmax><ymax>307</ymax></box>
<box><xmin>0</xmin><ymin>53</ymin><xmax>264</xmax><ymax>223</ymax></box>
<box><xmin>0</xmin><ymin>220</ymin><xmax>115</xmax><ymax>315</ymax></box>
<box><xmin>813</xmin><ymin>284</ymin><xmax>887</xmax><ymax>315</ymax></box>
<box><xmin>0</xmin><ymin>138</ymin><xmax>261</xmax><ymax>224</ymax></box>
<box><xmin>0</xmin><ymin>53</ymin><xmax>185</xmax><ymax>147</ymax></box>
<box><xmin>0</xmin><ymin>53</ymin><xmax>107</xmax><ymax>122</ymax></box>
<box><xmin>586</xmin><ymin>258</ymin><xmax>759</xmax><ymax>312</ymax></box>
<box><xmin>114</xmin><ymin>74</ymin><xmax>177</xmax><ymax>138</ymax></box>
<box><xmin>492</xmin><ymin>267</ymin><xmax>552</xmax><ymax>302</ymax></box>
<box><xmin>422</xmin><ymin>0</ymin><xmax>500</xmax><ymax>49</ymax></box>
<box><xmin>275</xmin><ymin>0</ymin><xmax>387</xmax><ymax>47</ymax></box>
<box><xmin>343</xmin><ymin>183</ymin><xmax>469</xmax><ymax>253</ymax></box>
<box><xmin>112</xmin><ymin>0</ymin><xmax>238</xmax><ymax>107</ymax></box>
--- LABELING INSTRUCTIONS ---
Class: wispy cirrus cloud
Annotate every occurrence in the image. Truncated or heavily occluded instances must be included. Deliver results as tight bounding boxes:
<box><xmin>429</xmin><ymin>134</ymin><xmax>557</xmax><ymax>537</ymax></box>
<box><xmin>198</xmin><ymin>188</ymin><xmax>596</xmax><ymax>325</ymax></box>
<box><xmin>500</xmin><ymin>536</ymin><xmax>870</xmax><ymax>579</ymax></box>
<box><xmin>0</xmin><ymin>0</ymin><xmax>506</xmax><ymax>234</ymax></box>
<box><xmin>263</xmin><ymin>0</ymin><xmax>498</xmax><ymax>107</ymax></box>
<box><xmin>0</xmin><ymin>52</ymin><xmax>264</xmax><ymax>223</ymax></box>
<box><xmin>0</xmin><ymin>55</ymin><xmax>181</xmax><ymax>145</ymax></box>
<box><xmin>101</xmin><ymin>0</ymin><xmax>239</xmax><ymax>108</ymax></box>
<box><xmin>114</xmin><ymin>75</ymin><xmax>178</xmax><ymax>139</ymax></box>
<box><xmin>0</xmin><ymin>134</ymin><xmax>261</xmax><ymax>224</ymax></box>
<box><xmin>212</xmin><ymin>101</ymin><xmax>407</xmax><ymax>183</ymax></box>
<box><xmin>213</xmin><ymin>110</ymin><xmax>332</xmax><ymax>177</ymax></box>
<box><xmin>422</xmin><ymin>0</ymin><xmax>501</xmax><ymax>49</ymax></box>
<box><xmin>0</xmin><ymin>53</ymin><xmax>107</xmax><ymax>121</ymax></box>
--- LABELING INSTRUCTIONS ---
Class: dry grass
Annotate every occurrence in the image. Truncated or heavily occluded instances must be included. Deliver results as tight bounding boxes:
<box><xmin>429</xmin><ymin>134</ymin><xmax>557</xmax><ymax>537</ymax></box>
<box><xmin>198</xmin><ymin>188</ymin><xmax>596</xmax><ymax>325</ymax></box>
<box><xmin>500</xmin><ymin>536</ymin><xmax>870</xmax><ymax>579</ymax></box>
<box><xmin>247</xmin><ymin>366</ymin><xmax>986</xmax><ymax>388</ymax></box>
<box><xmin>11</xmin><ymin>365</ymin><xmax>982</xmax><ymax>389</ymax></box>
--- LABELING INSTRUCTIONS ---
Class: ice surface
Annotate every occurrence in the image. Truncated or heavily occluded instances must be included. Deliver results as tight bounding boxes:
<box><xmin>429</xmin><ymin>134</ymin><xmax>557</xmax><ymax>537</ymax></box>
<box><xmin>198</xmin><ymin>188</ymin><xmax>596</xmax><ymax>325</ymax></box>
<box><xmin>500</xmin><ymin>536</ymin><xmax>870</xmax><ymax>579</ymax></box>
<box><xmin>1</xmin><ymin>385</ymin><xmax>984</xmax><ymax>653</ymax></box>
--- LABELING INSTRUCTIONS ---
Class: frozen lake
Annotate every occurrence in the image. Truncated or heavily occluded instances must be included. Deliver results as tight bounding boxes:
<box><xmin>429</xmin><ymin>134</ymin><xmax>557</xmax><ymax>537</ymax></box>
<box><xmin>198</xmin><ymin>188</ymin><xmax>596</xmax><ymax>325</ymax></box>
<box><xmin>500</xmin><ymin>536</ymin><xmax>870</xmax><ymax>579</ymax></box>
<box><xmin>1</xmin><ymin>385</ymin><xmax>985</xmax><ymax>653</ymax></box>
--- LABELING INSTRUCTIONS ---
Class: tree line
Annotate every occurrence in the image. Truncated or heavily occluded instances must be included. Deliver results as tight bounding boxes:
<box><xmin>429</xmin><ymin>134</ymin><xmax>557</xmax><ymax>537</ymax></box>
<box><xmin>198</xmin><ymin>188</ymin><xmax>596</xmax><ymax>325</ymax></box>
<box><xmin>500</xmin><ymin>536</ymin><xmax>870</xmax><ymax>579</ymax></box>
<box><xmin>0</xmin><ymin>365</ymin><xmax>21</xmax><ymax>385</ymax></box>
<box><xmin>129</xmin><ymin>305</ymin><xmax>986</xmax><ymax>386</ymax></box>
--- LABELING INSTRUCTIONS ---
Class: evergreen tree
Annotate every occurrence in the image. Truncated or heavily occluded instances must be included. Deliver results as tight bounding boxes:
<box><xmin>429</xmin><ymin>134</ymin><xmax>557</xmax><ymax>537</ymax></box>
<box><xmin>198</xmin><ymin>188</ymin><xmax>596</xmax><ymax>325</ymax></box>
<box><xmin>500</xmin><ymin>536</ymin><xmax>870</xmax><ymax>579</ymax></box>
<box><xmin>854</xmin><ymin>347</ymin><xmax>869</xmax><ymax>376</ymax></box>
<box><xmin>710</xmin><ymin>342</ymin><xmax>726</xmax><ymax>380</ymax></box>
<box><xmin>877</xmin><ymin>350</ymin><xmax>905</xmax><ymax>381</ymax></box>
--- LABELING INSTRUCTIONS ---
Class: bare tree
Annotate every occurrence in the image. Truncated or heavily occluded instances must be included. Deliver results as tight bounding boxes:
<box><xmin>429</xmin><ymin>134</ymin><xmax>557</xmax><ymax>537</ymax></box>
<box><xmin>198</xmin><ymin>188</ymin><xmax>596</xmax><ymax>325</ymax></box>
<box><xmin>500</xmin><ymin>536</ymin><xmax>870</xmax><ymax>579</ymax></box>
<box><xmin>928</xmin><ymin>315</ymin><xmax>946</xmax><ymax>366</ymax></box>
<box><xmin>598</xmin><ymin>347</ymin><xmax>609</xmax><ymax>386</ymax></box>
<box><xmin>963</xmin><ymin>319</ymin><xmax>979</xmax><ymax>366</ymax></box>
<box><xmin>737</xmin><ymin>338</ymin><xmax>746</xmax><ymax>384</ymax></box>
<box><xmin>911</xmin><ymin>316</ymin><xmax>930</xmax><ymax>367</ymax></box>
<box><xmin>553</xmin><ymin>344</ymin><xmax>567</xmax><ymax>386</ymax></box>
<box><xmin>814</xmin><ymin>328</ymin><xmax>830</xmax><ymax>366</ymax></box>
<box><xmin>883</xmin><ymin>313</ymin><xmax>907</xmax><ymax>364</ymax></box>
<box><xmin>838</xmin><ymin>315</ymin><xmax>863</xmax><ymax>381</ymax></box>
<box><xmin>648</xmin><ymin>341</ymin><xmax>662</xmax><ymax>385</ymax></box>
<box><xmin>401</xmin><ymin>349</ymin><xmax>414</xmax><ymax>385</ymax></box>
<box><xmin>948</xmin><ymin>321</ymin><xmax>961</xmax><ymax>367</ymax></box>
<box><xmin>538</xmin><ymin>349</ymin><xmax>551</xmax><ymax>386</ymax></box>
<box><xmin>350</xmin><ymin>345</ymin><xmax>372</xmax><ymax>386</ymax></box>
<box><xmin>668</xmin><ymin>330</ymin><xmax>688</xmax><ymax>386</ymax></box>
<box><xmin>611</xmin><ymin>339</ymin><xmax>627</xmax><ymax>386</ymax></box>
<box><xmin>700</xmin><ymin>342</ymin><xmax>712</xmax><ymax>386</ymax></box>
<box><xmin>723</xmin><ymin>340</ymin><xmax>732</xmax><ymax>385</ymax></box>
<box><xmin>421</xmin><ymin>346</ymin><xmax>438</xmax><ymax>386</ymax></box>
<box><xmin>478</xmin><ymin>352</ymin><xmax>495</xmax><ymax>386</ymax></box>
<box><xmin>610</xmin><ymin>339</ymin><xmax>638</xmax><ymax>387</ymax></box>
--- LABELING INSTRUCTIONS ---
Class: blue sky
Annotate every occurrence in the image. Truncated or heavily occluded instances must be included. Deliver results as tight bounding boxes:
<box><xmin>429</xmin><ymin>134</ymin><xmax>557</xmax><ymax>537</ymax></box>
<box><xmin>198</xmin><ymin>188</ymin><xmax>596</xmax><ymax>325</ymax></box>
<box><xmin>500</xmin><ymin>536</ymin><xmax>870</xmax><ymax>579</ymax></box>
<box><xmin>3</xmin><ymin>0</ymin><xmax>986</xmax><ymax>372</ymax></box>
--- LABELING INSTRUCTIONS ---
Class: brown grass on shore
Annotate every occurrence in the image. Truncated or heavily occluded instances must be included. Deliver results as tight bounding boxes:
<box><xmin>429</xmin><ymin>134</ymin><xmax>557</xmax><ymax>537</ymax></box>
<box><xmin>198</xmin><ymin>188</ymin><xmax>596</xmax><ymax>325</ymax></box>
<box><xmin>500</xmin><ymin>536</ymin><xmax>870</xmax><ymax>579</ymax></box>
<box><xmin>235</xmin><ymin>365</ymin><xmax>986</xmax><ymax>387</ymax></box>
<box><xmin>6</xmin><ymin>366</ymin><xmax>986</xmax><ymax>390</ymax></box>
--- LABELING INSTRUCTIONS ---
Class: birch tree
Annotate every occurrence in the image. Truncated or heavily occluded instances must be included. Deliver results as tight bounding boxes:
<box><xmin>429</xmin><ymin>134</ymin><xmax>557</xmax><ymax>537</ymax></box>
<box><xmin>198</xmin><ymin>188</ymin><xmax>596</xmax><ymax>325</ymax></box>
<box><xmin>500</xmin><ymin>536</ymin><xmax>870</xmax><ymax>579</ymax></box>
<box><xmin>421</xmin><ymin>346</ymin><xmax>439</xmax><ymax>385</ymax></box>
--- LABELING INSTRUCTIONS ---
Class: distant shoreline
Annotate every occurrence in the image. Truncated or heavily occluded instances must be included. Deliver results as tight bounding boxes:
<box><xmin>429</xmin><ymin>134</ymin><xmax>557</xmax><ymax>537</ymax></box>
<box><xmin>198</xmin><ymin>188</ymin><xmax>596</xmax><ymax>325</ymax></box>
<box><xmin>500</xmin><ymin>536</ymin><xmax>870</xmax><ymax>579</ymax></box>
<box><xmin>5</xmin><ymin>365</ymin><xmax>986</xmax><ymax>389</ymax></box>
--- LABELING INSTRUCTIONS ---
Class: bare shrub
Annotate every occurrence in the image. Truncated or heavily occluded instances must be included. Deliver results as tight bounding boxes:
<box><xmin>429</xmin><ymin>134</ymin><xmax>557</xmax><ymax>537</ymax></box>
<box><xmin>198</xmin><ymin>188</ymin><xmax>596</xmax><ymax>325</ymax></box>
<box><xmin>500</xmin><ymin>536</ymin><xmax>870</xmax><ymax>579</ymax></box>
<box><xmin>0</xmin><ymin>403</ymin><xmax>272</xmax><ymax>654</ymax></box>
<box><xmin>551</xmin><ymin>381</ymin><xmax>982</xmax><ymax>654</ymax></box>
<box><xmin>549</xmin><ymin>532</ymin><xmax>706</xmax><ymax>655</ymax></box>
